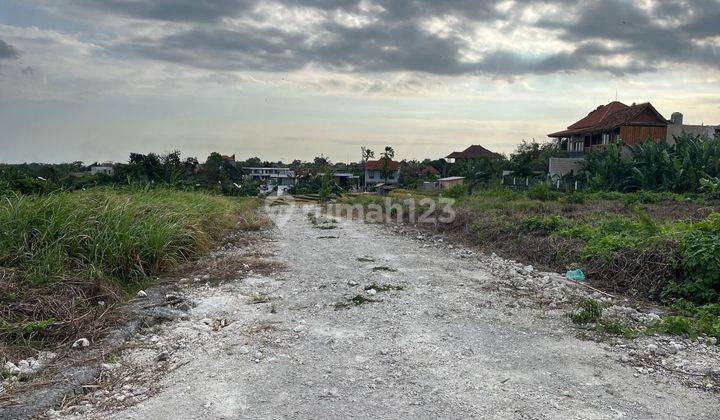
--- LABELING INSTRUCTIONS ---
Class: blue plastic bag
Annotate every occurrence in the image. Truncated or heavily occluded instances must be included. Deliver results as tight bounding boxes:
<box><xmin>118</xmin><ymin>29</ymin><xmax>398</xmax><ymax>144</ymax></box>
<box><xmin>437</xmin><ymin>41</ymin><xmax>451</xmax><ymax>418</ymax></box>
<box><xmin>566</xmin><ymin>269</ymin><xmax>586</xmax><ymax>282</ymax></box>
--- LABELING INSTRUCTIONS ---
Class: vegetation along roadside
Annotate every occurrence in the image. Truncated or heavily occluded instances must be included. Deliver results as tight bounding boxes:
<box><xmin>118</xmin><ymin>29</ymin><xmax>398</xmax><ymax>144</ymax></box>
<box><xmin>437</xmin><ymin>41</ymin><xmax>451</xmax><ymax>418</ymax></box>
<box><xmin>0</xmin><ymin>187</ymin><xmax>261</xmax><ymax>358</ymax></box>
<box><xmin>337</xmin><ymin>187</ymin><xmax>720</xmax><ymax>341</ymax></box>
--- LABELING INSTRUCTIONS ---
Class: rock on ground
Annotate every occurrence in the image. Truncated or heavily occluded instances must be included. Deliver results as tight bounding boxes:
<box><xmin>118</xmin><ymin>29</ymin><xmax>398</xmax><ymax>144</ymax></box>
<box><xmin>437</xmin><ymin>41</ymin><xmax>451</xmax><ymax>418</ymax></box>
<box><xmin>56</xmin><ymin>205</ymin><xmax>718</xmax><ymax>419</ymax></box>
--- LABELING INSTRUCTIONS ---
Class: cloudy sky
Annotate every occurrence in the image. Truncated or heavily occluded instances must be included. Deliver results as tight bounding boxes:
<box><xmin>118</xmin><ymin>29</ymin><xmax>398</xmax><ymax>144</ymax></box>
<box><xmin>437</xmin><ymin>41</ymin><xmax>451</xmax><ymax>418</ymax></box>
<box><xmin>0</xmin><ymin>0</ymin><xmax>718</xmax><ymax>164</ymax></box>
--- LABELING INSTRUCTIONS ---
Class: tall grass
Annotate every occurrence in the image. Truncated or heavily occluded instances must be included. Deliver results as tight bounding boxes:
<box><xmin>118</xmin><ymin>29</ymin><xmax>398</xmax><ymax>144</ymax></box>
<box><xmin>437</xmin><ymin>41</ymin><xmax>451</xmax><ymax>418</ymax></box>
<box><xmin>0</xmin><ymin>188</ymin><xmax>251</xmax><ymax>287</ymax></box>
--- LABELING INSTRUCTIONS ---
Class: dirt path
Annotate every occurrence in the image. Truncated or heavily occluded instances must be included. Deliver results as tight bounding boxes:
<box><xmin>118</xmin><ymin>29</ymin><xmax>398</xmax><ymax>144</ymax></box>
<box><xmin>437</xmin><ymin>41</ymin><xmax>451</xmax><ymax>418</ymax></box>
<box><xmin>65</xmin><ymin>205</ymin><xmax>717</xmax><ymax>419</ymax></box>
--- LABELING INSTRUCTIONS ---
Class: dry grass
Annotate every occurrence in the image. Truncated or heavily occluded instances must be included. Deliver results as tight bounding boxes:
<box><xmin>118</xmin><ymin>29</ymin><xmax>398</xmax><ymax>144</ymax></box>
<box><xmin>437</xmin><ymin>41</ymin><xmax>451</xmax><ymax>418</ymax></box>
<box><xmin>0</xmin><ymin>269</ymin><xmax>123</xmax><ymax>359</ymax></box>
<box><xmin>0</xmin><ymin>189</ymin><xmax>262</xmax><ymax>357</ymax></box>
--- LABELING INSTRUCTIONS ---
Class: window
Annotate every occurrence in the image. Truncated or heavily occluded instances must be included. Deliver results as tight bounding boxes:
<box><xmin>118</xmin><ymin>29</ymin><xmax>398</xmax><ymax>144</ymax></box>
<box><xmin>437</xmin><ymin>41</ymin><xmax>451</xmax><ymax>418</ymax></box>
<box><xmin>602</xmin><ymin>133</ymin><xmax>610</xmax><ymax>145</ymax></box>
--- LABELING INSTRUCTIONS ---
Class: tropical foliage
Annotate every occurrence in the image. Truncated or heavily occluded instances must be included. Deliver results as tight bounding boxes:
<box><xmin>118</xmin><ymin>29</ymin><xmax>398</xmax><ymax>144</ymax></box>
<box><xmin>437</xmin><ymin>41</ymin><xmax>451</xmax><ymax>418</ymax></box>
<box><xmin>581</xmin><ymin>134</ymin><xmax>720</xmax><ymax>193</ymax></box>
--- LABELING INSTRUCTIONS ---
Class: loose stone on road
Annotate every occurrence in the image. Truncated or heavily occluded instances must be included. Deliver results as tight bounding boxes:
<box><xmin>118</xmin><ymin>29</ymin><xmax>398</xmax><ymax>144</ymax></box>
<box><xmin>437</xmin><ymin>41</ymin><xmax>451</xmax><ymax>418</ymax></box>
<box><xmin>61</xmin><ymin>205</ymin><xmax>717</xmax><ymax>419</ymax></box>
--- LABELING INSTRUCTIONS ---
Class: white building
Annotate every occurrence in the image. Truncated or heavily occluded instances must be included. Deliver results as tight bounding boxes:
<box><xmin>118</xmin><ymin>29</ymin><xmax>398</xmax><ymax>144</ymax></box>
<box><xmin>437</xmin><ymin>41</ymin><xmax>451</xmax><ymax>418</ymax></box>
<box><xmin>364</xmin><ymin>159</ymin><xmax>401</xmax><ymax>186</ymax></box>
<box><xmin>90</xmin><ymin>164</ymin><xmax>114</xmax><ymax>176</ymax></box>
<box><xmin>667</xmin><ymin>112</ymin><xmax>720</xmax><ymax>143</ymax></box>
<box><xmin>244</xmin><ymin>167</ymin><xmax>296</xmax><ymax>195</ymax></box>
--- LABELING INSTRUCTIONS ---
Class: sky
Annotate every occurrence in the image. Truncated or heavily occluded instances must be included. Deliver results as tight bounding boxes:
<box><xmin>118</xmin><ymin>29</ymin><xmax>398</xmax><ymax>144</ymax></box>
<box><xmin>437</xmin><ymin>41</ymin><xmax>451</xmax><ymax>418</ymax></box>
<box><xmin>0</xmin><ymin>0</ymin><xmax>718</xmax><ymax>164</ymax></box>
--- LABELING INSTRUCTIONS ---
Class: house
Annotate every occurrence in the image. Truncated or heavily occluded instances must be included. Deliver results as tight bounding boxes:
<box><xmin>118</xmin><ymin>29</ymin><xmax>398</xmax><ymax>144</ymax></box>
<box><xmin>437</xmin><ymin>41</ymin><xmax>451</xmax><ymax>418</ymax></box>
<box><xmin>90</xmin><ymin>163</ymin><xmax>114</xmax><ymax>176</ymax></box>
<box><xmin>547</xmin><ymin>101</ymin><xmax>669</xmax><ymax>178</ymax></box>
<box><xmin>332</xmin><ymin>173</ymin><xmax>360</xmax><ymax>190</ymax></box>
<box><xmin>667</xmin><ymin>112</ymin><xmax>720</xmax><ymax>143</ymax></box>
<box><xmin>419</xmin><ymin>165</ymin><xmax>440</xmax><ymax>179</ymax></box>
<box><xmin>365</xmin><ymin>159</ymin><xmax>401</xmax><ymax>186</ymax></box>
<box><xmin>221</xmin><ymin>154</ymin><xmax>236</xmax><ymax>163</ymax></box>
<box><xmin>243</xmin><ymin>167</ymin><xmax>296</xmax><ymax>195</ymax></box>
<box><xmin>446</xmin><ymin>145</ymin><xmax>503</xmax><ymax>163</ymax></box>
<box><xmin>438</xmin><ymin>176</ymin><xmax>466</xmax><ymax>190</ymax></box>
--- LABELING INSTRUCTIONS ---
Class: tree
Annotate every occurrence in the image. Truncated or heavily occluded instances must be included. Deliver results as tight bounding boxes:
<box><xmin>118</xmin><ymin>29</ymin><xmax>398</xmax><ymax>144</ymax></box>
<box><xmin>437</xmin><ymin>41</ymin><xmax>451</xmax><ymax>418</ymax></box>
<box><xmin>361</xmin><ymin>147</ymin><xmax>375</xmax><ymax>188</ymax></box>
<box><xmin>580</xmin><ymin>144</ymin><xmax>633</xmax><ymax>191</ymax></box>
<box><xmin>183</xmin><ymin>157</ymin><xmax>199</xmax><ymax>172</ymax></box>
<box><xmin>128</xmin><ymin>152</ymin><xmax>163</xmax><ymax>182</ymax></box>
<box><xmin>380</xmin><ymin>146</ymin><xmax>395</xmax><ymax>183</ymax></box>
<box><xmin>313</xmin><ymin>155</ymin><xmax>330</xmax><ymax>167</ymax></box>
<box><xmin>203</xmin><ymin>152</ymin><xmax>225</xmax><ymax>185</ymax></box>
<box><xmin>244</xmin><ymin>157</ymin><xmax>262</xmax><ymax>167</ymax></box>
<box><xmin>289</xmin><ymin>159</ymin><xmax>303</xmax><ymax>170</ymax></box>
<box><xmin>509</xmin><ymin>140</ymin><xmax>561</xmax><ymax>177</ymax></box>
<box><xmin>451</xmin><ymin>157</ymin><xmax>502</xmax><ymax>194</ymax></box>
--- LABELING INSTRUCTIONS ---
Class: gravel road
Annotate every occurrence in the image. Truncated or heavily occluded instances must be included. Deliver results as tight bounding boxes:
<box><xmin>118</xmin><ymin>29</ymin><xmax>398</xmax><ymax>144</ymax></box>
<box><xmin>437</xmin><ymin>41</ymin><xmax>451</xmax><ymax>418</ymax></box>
<box><xmin>64</xmin><ymin>204</ymin><xmax>718</xmax><ymax>419</ymax></box>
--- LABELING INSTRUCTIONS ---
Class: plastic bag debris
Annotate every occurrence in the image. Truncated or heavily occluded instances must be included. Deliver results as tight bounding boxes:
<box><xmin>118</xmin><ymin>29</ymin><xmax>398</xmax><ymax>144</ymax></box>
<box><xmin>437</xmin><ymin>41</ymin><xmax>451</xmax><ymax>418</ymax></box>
<box><xmin>566</xmin><ymin>269</ymin><xmax>586</xmax><ymax>282</ymax></box>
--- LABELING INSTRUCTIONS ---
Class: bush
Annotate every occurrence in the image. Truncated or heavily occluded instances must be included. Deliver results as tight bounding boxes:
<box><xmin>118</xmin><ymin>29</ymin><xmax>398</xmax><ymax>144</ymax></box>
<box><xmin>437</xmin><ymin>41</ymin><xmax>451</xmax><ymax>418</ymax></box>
<box><xmin>442</xmin><ymin>183</ymin><xmax>469</xmax><ymax>199</ymax></box>
<box><xmin>581</xmin><ymin>134</ymin><xmax>720</xmax><ymax>194</ymax></box>
<box><xmin>673</xmin><ymin>214</ymin><xmax>720</xmax><ymax>304</ymax></box>
<box><xmin>570</xmin><ymin>299</ymin><xmax>602</xmax><ymax>324</ymax></box>
<box><xmin>562</xmin><ymin>192</ymin><xmax>586</xmax><ymax>204</ymax></box>
<box><xmin>521</xmin><ymin>215</ymin><xmax>569</xmax><ymax>233</ymax></box>
<box><xmin>527</xmin><ymin>183</ymin><xmax>556</xmax><ymax>201</ymax></box>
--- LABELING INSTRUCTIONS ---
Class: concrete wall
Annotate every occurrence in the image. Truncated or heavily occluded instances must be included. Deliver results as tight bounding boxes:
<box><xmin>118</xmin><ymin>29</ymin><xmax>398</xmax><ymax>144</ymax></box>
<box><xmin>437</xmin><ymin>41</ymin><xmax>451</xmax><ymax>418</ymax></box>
<box><xmin>548</xmin><ymin>157</ymin><xmax>585</xmax><ymax>179</ymax></box>
<box><xmin>667</xmin><ymin>123</ymin><xmax>720</xmax><ymax>144</ymax></box>
<box><xmin>439</xmin><ymin>178</ymin><xmax>465</xmax><ymax>190</ymax></box>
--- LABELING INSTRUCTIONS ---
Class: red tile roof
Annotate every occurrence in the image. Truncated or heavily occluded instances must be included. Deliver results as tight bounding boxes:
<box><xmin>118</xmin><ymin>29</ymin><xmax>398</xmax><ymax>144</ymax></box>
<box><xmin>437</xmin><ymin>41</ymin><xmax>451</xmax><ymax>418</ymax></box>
<box><xmin>446</xmin><ymin>145</ymin><xmax>503</xmax><ymax>160</ymax></box>
<box><xmin>365</xmin><ymin>159</ymin><xmax>400</xmax><ymax>171</ymax></box>
<box><xmin>420</xmin><ymin>165</ymin><xmax>440</xmax><ymax>175</ymax></box>
<box><xmin>568</xmin><ymin>101</ymin><xmax>628</xmax><ymax>130</ymax></box>
<box><xmin>548</xmin><ymin>102</ymin><xmax>668</xmax><ymax>137</ymax></box>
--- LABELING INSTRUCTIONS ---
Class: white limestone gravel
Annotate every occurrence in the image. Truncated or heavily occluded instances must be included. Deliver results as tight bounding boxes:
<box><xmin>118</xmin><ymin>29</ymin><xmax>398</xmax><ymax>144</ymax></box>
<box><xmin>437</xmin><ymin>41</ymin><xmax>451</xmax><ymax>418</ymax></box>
<box><xmin>56</xmin><ymin>205</ymin><xmax>719</xmax><ymax>419</ymax></box>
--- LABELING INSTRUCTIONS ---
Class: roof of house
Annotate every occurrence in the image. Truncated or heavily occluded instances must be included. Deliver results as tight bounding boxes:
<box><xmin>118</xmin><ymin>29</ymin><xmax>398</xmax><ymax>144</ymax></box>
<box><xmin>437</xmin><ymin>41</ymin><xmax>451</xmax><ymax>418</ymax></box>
<box><xmin>548</xmin><ymin>102</ymin><xmax>668</xmax><ymax>137</ymax></box>
<box><xmin>439</xmin><ymin>176</ymin><xmax>465</xmax><ymax>181</ymax></box>
<box><xmin>420</xmin><ymin>165</ymin><xmax>440</xmax><ymax>175</ymax></box>
<box><xmin>365</xmin><ymin>159</ymin><xmax>401</xmax><ymax>171</ymax></box>
<box><xmin>332</xmin><ymin>172</ymin><xmax>359</xmax><ymax>178</ymax></box>
<box><xmin>446</xmin><ymin>145</ymin><xmax>503</xmax><ymax>160</ymax></box>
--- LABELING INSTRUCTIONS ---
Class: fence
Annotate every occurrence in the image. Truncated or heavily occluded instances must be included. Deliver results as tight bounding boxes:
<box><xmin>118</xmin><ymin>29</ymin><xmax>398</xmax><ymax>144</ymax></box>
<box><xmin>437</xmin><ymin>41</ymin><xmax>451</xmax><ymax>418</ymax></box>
<box><xmin>501</xmin><ymin>175</ymin><xmax>585</xmax><ymax>191</ymax></box>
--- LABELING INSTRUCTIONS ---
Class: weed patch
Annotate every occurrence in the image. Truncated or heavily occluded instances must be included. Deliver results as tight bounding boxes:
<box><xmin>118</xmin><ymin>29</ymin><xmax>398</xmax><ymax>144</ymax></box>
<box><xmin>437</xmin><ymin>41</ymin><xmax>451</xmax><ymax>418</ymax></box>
<box><xmin>570</xmin><ymin>299</ymin><xmax>603</xmax><ymax>325</ymax></box>
<box><xmin>248</xmin><ymin>293</ymin><xmax>273</xmax><ymax>304</ymax></box>
<box><xmin>334</xmin><ymin>294</ymin><xmax>378</xmax><ymax>310</ymax></box>
<box><xmin>365</xmin><ymin>282</ymin><xmax>404</xmax><ymax>292</ymax></box>
<box><xmin>372</xmin><ymin>266</ymin><xmax>397</xmax><ymax>272</ymax></box>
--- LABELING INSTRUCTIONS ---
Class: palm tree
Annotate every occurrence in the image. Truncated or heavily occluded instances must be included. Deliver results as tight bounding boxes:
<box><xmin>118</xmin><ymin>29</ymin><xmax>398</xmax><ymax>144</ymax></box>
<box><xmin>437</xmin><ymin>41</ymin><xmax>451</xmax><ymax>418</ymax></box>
<box><xmin>381</xmin><ymin>146</ymin><xmax>395</xmax><ymax>184</ymax></box>
<box><xmin>453</xmin><ymin>157</ymin><xmax>498</xmax><ymax>194</ymax></box>
<box><xmin>361</xmin><ymin>147</ymin><xmax>375</xmax><ymax>189</ymax></box>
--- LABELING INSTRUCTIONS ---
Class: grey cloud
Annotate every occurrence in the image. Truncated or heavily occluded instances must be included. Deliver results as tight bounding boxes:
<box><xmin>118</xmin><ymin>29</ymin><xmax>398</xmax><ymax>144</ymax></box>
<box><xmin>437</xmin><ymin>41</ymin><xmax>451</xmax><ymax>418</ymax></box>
<box><xmin>72</xmin><ymin>0</ymin><xmax>253</xmax><ymax>22</ymax></box>
<box><xmin>123</xmin><ymin>26</ymin><xmax>308</xmax><ymax>71</ymax></box>
<box><xmin>59</xmin><ymin>0</ymin><xmax>720</xmax><ymax>76</ymax></box>
<box><xmin>0</xmin><ymin>39</ymin><xmax>20</xmax><ymax>60</ymax></box>
<box><xmin>541</xmin><ymin>0</ymin><xmax>720</xmax><ymax>69</ymax></box>
<box><xmin>21</xmin><ymin>66</ymin><xmax>35</xmax><ymax>76</ymax></box>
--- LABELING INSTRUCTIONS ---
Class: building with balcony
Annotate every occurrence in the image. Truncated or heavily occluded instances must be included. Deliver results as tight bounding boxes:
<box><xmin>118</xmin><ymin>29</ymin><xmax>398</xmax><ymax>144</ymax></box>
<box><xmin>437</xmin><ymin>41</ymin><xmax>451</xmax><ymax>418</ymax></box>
<box><xmin>547</xmin><ymin>101</ymin><xmax>669</xmax><ymax>178</ymax></box>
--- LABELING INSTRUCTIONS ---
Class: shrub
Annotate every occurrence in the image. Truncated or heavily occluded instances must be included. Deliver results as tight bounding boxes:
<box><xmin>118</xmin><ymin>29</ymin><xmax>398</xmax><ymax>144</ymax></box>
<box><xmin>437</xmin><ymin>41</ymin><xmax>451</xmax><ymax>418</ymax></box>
<box><xmin>442</xmin><ymin>183</ymin><xmax>469</xmax><ymax>199</ymax></box>
<box><xmin>521</xmin><ymin>215</ymin><xmax>569</xmax><ymax>233</ymax></box>
<box><xmin>581</xmin><ymin>134</ymin><xmax>720</xmax><ymax>194</ymax></box>
<box><xmin>527</xmin><ymin>183</ymin><xmax>555</xmax><ymax>201</ymax></box>
<box><xmin>674</xmin><ymin>214</ymin><xmax>720</xmax><ymax>304</ymax></box>
<box><xmin>562</xmin><ymin>192</ymin><xmax>586</xmax><ymax>204</ymax></box>
<box><xmin>570</xmin><ymin>299</ymin><xmax>602</xmax><ymax>324</ymax></box>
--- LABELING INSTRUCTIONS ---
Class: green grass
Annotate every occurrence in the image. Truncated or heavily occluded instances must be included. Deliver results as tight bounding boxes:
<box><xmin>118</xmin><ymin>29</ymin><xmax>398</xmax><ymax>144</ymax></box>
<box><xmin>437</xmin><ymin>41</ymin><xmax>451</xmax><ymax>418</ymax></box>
<box><xmin>570</xmin><ymin>299</ymin><xmax>603</xmax><ymax>324</ymax></box>
<box><xmin>1</xmin><ymin>187</ymin><xmax>258</xmax><ymax>352</ymax></box>
<box><xmin>336</xmin><ymin>187</ymin><xmax>720</xmax><ymax>304</ymax></box>
<box><xmin>0</xmin><ymin>187</ymin><xmax>253</xmax><ymax>289</ymax></box>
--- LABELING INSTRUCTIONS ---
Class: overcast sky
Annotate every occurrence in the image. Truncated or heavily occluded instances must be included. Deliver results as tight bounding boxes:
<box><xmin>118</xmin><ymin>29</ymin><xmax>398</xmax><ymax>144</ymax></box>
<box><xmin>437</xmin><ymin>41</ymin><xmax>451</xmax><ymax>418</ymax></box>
<box><xmin>0</xmin><ymin>0</ymin><xmax>718</xmax><ymax>164</ymax></box>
